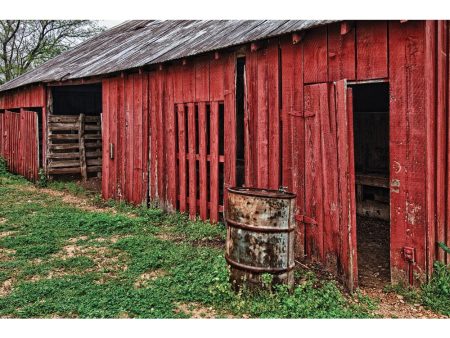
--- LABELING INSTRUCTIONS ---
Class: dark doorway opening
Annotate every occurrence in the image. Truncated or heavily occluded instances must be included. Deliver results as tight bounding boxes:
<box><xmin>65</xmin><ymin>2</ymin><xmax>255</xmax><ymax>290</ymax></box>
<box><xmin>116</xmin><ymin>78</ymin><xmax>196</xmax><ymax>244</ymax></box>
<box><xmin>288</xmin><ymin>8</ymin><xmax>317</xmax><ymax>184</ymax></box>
<box><xmin>47</xmin><ymin>84</ymin><xmax>102</xmax><ymax>184</ymax></box>
<box><xmin>351</xmin><ymin>82</ymin><xmax>390</xmax><ymax>288</ymax></box>
<box><xmin>235</xmin><ymin>57</ymin><xmax>246</xmax><ymax>187</ymax></box>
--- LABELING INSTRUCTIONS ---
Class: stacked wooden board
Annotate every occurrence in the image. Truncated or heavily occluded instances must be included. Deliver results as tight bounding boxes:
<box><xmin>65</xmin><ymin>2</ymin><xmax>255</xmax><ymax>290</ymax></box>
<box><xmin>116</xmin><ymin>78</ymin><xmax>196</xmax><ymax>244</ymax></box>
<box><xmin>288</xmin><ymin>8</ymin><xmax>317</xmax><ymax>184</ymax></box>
<box><xmin>47</xmin><ymin>114</ymin><xmax>102</xmax><ymax>179</ymax></box>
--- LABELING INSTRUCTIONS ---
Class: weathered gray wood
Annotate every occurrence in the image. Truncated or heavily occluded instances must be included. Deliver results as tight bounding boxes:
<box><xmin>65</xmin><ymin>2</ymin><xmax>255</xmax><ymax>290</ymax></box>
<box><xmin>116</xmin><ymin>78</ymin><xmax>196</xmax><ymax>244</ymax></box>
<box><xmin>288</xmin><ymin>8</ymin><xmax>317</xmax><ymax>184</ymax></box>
<box><xmin>79</xmin><ymin>113</ymin><xmax>87</xmax><ymax>181</ymax></box>
<box><xmin>0</xmin><ymin>20</ymin><xmax>334</xmax><ymax>92</ymax></box>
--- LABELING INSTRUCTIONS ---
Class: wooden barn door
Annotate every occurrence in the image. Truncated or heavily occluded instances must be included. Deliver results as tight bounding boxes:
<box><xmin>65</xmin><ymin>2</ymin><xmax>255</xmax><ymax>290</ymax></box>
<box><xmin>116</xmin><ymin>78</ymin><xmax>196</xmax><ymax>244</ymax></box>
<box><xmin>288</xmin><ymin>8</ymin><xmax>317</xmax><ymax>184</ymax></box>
<box><xmin>301</xmin><ymin>80</ymin><xmax>357</xmax><ymax>291</ymax></box>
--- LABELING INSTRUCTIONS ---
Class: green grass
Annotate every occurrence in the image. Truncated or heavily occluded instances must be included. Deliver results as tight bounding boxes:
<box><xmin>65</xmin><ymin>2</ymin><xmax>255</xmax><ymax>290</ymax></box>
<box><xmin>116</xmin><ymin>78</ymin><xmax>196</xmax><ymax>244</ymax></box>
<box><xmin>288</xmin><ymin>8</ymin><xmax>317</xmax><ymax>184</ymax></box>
<box><xmin>0</xmin><ymin>163</ymin><xmax>374</xmax><ymax>318</ymax></box>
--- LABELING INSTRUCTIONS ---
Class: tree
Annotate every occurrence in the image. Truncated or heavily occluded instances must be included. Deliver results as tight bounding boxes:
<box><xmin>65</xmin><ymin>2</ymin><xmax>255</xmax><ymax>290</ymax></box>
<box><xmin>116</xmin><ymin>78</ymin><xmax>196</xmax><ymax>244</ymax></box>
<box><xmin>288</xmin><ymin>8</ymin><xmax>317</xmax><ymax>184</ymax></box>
<box><xmin>0</xmin><ymin>20</ymin><xmax>105</xmax><ymax>84</ymax></box>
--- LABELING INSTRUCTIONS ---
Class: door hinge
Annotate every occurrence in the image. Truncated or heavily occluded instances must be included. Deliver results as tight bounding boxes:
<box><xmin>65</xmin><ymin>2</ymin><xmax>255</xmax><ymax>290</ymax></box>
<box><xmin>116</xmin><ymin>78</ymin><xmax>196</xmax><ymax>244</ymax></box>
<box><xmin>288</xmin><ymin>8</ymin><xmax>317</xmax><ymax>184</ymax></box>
<box><xmin>403</xmin><ymin>247</ymin><xmax>415</xmax><ymax>263</ymax></box>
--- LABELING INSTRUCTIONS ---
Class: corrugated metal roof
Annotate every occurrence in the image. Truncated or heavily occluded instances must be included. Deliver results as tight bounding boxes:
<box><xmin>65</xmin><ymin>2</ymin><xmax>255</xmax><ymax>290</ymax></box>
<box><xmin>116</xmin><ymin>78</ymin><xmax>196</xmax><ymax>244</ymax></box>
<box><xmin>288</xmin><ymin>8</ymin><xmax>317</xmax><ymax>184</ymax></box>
<box><xmin>0</xmin><ymin>20</ymin><xmax>334</xmax><ymax>92</ymax></box>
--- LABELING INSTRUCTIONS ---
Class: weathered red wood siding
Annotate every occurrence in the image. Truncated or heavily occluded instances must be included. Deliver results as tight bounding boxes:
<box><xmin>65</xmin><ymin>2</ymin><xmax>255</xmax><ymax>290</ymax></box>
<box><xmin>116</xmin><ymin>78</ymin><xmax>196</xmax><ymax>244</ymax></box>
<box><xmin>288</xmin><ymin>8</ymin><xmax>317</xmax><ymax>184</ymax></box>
<box><xmin>0</xmin><ymin>85</ymin><xmax>45</xmax><ymax>110</ymax></box>
<box><xmin>0</xmin><ymin>20</ymin><xmax>440</xmax><ymax>287</ymax></box>
<box><xmin>424</xmin><ymin>20</ymin><xmax>450</xmax><ymax>272</ymax></box>
<box><xmin>0</xmin><ymin>110</ymin><xmax>39</xmax><ymax>181</ymax></box>
<box><xmin>102</xmin><ymin>73</ymin><xmax>149</xmax><ymax>204</ymax></box>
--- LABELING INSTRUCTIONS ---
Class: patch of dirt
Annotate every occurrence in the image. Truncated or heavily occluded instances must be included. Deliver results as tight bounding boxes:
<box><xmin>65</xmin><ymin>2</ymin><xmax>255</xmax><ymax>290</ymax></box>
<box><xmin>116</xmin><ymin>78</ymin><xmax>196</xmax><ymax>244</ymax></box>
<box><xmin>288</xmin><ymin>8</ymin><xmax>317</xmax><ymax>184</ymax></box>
<box><xmin>134</xmin><ymin>269</ymin><xmax>167</xmax><ymax>288</ymax></box>
<box><xmin>357</xmin><ymin>216</ymin><xmax>390</xmax><ymax>288</ymax></box>
<box><xmin>66</xmin><ymin>236</ymin><xmax>89</xmax><ymax>244</ymax></box>
<box><xmin>27</xmin><ymin>243</ymin><xmax>128</xmax><ymax>283</ymax></box>
<box><xmin>0</xmin><ymin>248</ymin><xmax>16</xmax><ymax>261</ymax></box>
<box><xmin>0</xmin><ymin>231</ymin><xmax>15</xmax><ymax>239</ymax></box>
<box><xmin>360</xmin><ymin>287</ymin><xmax>448</xmax><ymax>319</ymax></box>
<box><xmin>0</xmin><ymin>278</ymin><xmax>14</xmax><ymax>297</ymax></box>
<box><xmin>155</xmin><ymin>232</ymin><xmax>185</xmax><ymax>242</ymax></box>
<box><xmin>174</xmin><ymin>302</ymin><xmax>235</xmax><ymax>319</ymax></box>
<box><xmin>0</xmin><ymin>218</ymin><xmax>7</xmax><ymax>225</ymax></box>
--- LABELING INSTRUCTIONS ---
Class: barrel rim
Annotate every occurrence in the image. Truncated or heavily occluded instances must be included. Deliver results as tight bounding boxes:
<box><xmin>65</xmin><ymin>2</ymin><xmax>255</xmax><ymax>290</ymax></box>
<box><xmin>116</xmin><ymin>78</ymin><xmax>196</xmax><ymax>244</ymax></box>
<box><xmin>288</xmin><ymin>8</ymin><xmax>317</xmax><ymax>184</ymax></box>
<box><xmin>227</xmin><ymin>186</ymin><xmax>296</xmax><ymax>199</ymax></box>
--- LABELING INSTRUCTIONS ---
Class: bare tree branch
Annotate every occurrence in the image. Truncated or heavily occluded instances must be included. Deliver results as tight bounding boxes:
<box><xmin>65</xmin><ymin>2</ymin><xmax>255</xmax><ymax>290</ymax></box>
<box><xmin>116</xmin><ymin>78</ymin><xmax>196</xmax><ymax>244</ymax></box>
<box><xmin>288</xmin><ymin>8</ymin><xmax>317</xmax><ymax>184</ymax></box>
<box><xmin>0</xmin><ymin>20</ymin><xmax>105</xmax><ymax>84</ymax></box>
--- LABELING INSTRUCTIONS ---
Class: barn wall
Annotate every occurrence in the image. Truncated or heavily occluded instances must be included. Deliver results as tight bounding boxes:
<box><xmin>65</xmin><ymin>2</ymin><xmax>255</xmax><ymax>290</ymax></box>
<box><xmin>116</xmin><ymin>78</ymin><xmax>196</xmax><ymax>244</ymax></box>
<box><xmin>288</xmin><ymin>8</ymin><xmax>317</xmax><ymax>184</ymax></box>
<box><xmin>102</xmin><ymin>73</ymin><xmax>149</xmax><ymax>205</ymax></box>
<box><xmin>0</xmin><ymin>20</ymin><xmax>436</xmax><ymax>286</ymax></box>
<box><xmin>424</xmin><ymin>20</ymin><xmax>450</xmax><ymax>275</ymax></box>
<box><xmin>0</xmin><ymin>110</ymin><xmax>40</xmax><ymax>181</ymax></box>
<box><xmin>0</xmin><ymin>85</ymin><xmax>45</xmax><ymax>110</ymax></box>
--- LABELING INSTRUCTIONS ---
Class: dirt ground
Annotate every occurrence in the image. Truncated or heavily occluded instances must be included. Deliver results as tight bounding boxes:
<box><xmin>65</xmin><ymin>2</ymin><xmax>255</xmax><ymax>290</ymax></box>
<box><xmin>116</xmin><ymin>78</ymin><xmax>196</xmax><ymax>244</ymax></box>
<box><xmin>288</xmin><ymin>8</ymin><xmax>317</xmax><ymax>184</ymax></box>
<box><xmin>357</xmin><ymin>216</ymin><xmax>390</xmax><ymax>288</ymax></box>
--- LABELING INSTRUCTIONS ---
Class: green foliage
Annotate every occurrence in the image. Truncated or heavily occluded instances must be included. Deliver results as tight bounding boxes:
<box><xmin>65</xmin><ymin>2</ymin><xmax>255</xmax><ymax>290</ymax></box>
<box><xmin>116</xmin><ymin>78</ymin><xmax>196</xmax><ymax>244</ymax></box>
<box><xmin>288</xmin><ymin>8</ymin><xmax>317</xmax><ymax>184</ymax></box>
<box><xmin>47</xmin><ymin>181</ymin><xmax>87</xmax><ymax>196</ymax></box>
<box><xmin>36</xmin><ymin>169</ymin><xmax>47</xmax><ymax>188</ymax></box>
<box><xmin>0</xmin><ymin>156</ymin><xmax>7</xmax><ymax>174</ymax></box>
<box><xmin>0</xmin><ymin>169</ymin><xmax>374</xmax><ymax>318</ymax></box>
<box><xmin>438</xmin><ymin>242</ymin><xmax>450</xmax><ymax>255</ymax></box>
<box><xmin>421</xmin><ymin>261</ymin><xmax>450</xmax><ymax>316</ymax></box>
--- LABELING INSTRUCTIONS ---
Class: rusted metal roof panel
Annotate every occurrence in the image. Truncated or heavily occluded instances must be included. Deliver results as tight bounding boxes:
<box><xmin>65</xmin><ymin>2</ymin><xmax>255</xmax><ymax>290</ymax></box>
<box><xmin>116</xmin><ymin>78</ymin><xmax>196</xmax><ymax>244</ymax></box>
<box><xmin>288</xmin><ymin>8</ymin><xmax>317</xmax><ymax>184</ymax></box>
<box><xmin>0</xmin><ymin>20</ymin><xmax>335</xmax><ymax>92</ymax></box>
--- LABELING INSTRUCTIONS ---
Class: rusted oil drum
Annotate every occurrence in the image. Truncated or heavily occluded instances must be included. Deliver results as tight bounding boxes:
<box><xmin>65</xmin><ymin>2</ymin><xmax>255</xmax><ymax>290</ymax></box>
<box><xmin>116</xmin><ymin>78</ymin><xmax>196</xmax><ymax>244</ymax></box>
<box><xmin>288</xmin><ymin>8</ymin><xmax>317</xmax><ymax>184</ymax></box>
<box><xmin>225</xmin><ymin>187</ymin><xmax>296</xmax><ymax>290</ymax></box>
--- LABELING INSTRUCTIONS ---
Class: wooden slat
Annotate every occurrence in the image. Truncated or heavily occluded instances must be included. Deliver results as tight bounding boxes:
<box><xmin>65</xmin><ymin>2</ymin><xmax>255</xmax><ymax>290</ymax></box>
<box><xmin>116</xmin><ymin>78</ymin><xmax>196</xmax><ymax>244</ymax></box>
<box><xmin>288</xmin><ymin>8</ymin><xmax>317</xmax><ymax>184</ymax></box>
<box><xmin>256</xmin><ymin>48</ymin><xmax>269</xmax><ymax>187</ymax></box>
<box><xmin>48</xmin><ymin>160</ymin><xmax>80</xmax><ymax>168</ymax></box>
<box><xmin>304</xmin><ymin>84</ymin><xmax>324</xmax><ymax>262</ymax></box>
<box><xmin>267</xmin><ymin>41</ymin><xmax>280</xmax><ymax>189</ymax></box>
<box><xmin>177</xmin><ymin>103</ymin><xmax>187</xmax><ymax>212</ymax></box>
<box><xmin>79</xmin><ymin>113</ymin><xmax>87</xmax><ymax>181</ymax></box>
<box><xmin>210</xmin><ymin>101</ymin><xmax>219</xmax><ymax>222</ymax></box>
<box><xmin>187</xmin><ymin>102</ymin><xmax>197</xmax><ymax>219</ymax></box>
<box><xmin>166</xmin><ymin>69</ymin><xmax>177</xmax><ymax>211</ymax></box>
<box><xmin>198</xmin><ymin>102</ymin><xmax>208</xmax><ymax>220</ymax></box>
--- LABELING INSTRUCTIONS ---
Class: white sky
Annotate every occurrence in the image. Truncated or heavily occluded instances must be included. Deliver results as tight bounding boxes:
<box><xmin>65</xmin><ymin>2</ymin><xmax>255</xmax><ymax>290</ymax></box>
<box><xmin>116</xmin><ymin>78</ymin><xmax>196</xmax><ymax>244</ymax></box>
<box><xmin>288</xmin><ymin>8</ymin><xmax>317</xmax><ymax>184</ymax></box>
<box><xmin>101</xmin><ymin>21</ymin><xmax>125</xmax><ymax>28</ymax></box>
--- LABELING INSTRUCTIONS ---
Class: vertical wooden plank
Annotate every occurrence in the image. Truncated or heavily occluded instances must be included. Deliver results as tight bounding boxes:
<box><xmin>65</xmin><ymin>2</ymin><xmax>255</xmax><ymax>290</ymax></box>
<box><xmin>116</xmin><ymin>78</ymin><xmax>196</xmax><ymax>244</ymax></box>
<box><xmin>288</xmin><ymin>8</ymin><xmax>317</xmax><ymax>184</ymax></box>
<box><xmin>390</xmin><ymin>21</ymin><xmax>427</xmax><ymax>284</ymax></box>
<box><xmin>267</xmin><ymin>41</ymin><xmax>280</xmax><ymax>189</ymax></box>
<box><xmin>210</xmin><ymin>55</ymin><xmax>225</xmax><ymax>102</ymax></box>
<box><xmin>195</xmin><ymin>57</ymin><xmax>210</xmax><ymax>102</ymax></box>
<box><xmin>328</xmin><ymin>22</ymin><xmax>356</xmax><ymax>81</ymax></box>
<box><xmin>320</xmin><ymin>84</ymin><xmax>340</xmax><ymax>274</ymax></box>
<box><xmin>198</xmin><ymin>102</ymin><xmax>208</xmax><ymax>220</ymax></box>
<box><xmin>133</xmin><ymin>74</ymin><xmax>143</xmax><ymax>204</ymax></box>
<box><xmin>304</xmin><ymin>84</ymin><xmax>323</xmax><ymax>262</ymax></box>
<box><xmin>110</xmin><ymin>78</ymin><xmax>119</xmax><ymax>199</ymax></box>
<box><xmin>356</xmin><ymin>21</ymin><xmax>388</xmax><ymax>80</ymax></box>
<box><xmin>157</xmin><ymin>71</ymin><xmax>166</xmax><ymax>205</ymax></box>
<box><xmin>182</xmin><ymin>62</ymin><xmax>195</xmax><ymax>103</ymax></box>
<box><xmin>79</xmin><ymin>113</ymin><xmax>87</xmax><ymax>181</ymax></box>
<box><xmin>101</xmin><ymin>79</ymin><xmax>110</xmax><ymax>199</ymax></box>
<box><xmin>142</xmin><ymin>73</ymin><xmax>150</xmax><ymax>206</ymax></box>
<box><xmin>118</xmin><ymin>76</ymin><xmax>126</xmax><ymax>200</ymax></box>
<box><xmin>166</xmin><ymin>69</ymin><xmax>177</xmax><ymax>211</ymax></box>
<box><xmin>187</xmin><ymin>102</ymin><xmax>197</xmax><ymax>219</ymax></box>
<box><xmin>257</xmin><ymin>48</ymin><xmax>269</xmax><ymax>187</ymax></box>
<box><xmin>177</xmin><ymin>103</ymin><xmax>187</xmax><ymax>212</ymax></box>
<box><xmin>436</xmin><ymin>21</ymin><xmax>448</xmax><ymax>263</ymax></box>
<box><xmin>149</xmin><ymin>73</ymin><xmax>158</xmax><ymax>201</ymax></box>
<box><xmin>125</xmin><ymin>74</ymin><xmax>134</xmax><ymax>202</ymax></box>
<box><xmin>224</xmin><ymin>52</ymin><xmax>236</xmax><ymax>211</ymax></box>
<box><xmin>303</xmin><ymin>26</ymin><xmax>328</xmax><ymax>84</ymax></box>
<box><xmin>245</xmin><ymin>50</ymin><xmax>257</xmax><ymax>187</ymax></box>
<box><xmin>210</xmin><ymin>101</ymin><xmax>219</xmax><ymax>222</ymax></box>
<box><xmin>447</xmin><ymin>21</ymin><xmax>450</xmax><ymax>265</ymax></box>
<box><xmin>280</xmin><ymin>38</ymin><xmax>294</xmax><ymax>192</ymax></box>
<box><xmin>335</xmin><ymin>80</ymin><xmax>358</xmax><ymax>291</ymax></box>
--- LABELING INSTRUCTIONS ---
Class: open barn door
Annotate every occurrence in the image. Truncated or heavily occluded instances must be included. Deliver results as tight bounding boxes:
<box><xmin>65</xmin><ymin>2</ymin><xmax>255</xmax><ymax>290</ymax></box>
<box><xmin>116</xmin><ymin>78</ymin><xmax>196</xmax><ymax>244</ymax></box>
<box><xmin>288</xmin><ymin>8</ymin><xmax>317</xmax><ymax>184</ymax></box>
<box><xmin>300</xmin><ymin>80</ymin><xmax>357</xmax><ymax>291</ymax></box>
<box><xmin>335</xmin><ymin>80</ymin><xmax>358</xmax><ymax>292</ymax></box>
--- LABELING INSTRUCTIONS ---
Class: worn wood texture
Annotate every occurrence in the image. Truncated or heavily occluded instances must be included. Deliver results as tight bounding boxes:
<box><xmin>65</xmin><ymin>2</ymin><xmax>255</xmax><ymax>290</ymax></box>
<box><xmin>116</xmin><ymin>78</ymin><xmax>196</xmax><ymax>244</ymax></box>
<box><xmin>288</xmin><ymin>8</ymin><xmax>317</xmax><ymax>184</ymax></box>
<box><xmin>102</xmin><ymin>73</ymin><xmax>148</xmax><ymax>204</ymax></box>
<box><xmin>0</xmin><ymin>110</ymin><xmax>39</xmax><ymax>181</ymax></box>
<box><xmin>328</xmin><ymin>22</ymin><xmax>356</xmax><ymax>81</ymax></box>
<box><xmin>0</xmin><ymin>85</ymin><xmax>45</xmax><ymax>109</ymax></box>
<box><xmin>390</xmin><ymin>21</ymin><xmax>427</xmax><ymax>284</ymax></box>
<box><xmin>356</xmin><ymin>21</ymin><xmax>388</xmax><ymax>80</ymax></box>
<box><xmin>303</xmin><ymin>26</ymin><xmax>328</xmax><ymax>84</ymax></box>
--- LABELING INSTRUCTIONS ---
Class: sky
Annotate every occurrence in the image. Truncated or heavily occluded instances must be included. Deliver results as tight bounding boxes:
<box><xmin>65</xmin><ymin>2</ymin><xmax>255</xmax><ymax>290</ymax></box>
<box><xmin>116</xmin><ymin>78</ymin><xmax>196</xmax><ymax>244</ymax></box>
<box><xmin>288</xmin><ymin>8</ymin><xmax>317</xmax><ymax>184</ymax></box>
<box><xmin>101</xmin><ymin>20</ymin><xmax>125</xmax><ymax>28</ymax></box>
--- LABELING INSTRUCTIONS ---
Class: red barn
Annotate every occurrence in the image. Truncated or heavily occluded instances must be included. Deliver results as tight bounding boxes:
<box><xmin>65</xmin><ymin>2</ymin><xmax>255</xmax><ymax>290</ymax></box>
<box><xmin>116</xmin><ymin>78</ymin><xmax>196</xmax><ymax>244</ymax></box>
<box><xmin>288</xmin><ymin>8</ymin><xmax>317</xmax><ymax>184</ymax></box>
<box><xmin>0</xmin><ymin>20</ymin><xmax>449</xmax><ymax>291</ymax></box>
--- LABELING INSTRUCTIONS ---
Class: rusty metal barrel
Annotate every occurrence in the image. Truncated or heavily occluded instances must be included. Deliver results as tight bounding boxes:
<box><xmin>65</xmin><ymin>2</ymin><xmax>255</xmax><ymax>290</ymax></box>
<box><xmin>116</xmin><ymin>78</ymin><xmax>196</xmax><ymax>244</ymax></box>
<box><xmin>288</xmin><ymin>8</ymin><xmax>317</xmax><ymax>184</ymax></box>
<box><xmin>225</xmin><ymin>187</ymin><xmax>296</xmax><ymax>290</ymax></box>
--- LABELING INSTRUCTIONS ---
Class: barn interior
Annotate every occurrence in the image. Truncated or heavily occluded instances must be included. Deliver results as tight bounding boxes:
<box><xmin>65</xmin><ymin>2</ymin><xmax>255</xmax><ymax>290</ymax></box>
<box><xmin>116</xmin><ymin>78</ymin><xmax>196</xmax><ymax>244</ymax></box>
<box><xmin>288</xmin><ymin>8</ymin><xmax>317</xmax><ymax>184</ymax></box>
<box><xmin>351</xmin><ymin>82</ymin><xmax>390</xmax><ymax>287</ymax></box>
<box><xmin>47</xmin><ymin>84</ymin><xmax>102</xmax><ymax>185</ymax></box>
<box><xmin>235</xmin><ymin>57</ymin><xmax>246</xmax><ymax>187</ymax></box>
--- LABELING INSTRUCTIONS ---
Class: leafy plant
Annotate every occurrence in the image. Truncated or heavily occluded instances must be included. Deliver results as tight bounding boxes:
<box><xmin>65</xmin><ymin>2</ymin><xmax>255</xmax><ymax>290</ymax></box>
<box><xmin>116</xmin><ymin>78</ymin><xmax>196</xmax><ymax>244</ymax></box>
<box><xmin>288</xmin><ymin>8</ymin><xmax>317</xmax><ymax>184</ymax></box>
<box><xmin>36</xmin><ymin>168</ymin><xmax>48</xmax><ymax>187</ymax></box>
<box><xmin>421</xmin><ymin>261</ymin><xmax>450</xmax><ymax>316</ymax></box>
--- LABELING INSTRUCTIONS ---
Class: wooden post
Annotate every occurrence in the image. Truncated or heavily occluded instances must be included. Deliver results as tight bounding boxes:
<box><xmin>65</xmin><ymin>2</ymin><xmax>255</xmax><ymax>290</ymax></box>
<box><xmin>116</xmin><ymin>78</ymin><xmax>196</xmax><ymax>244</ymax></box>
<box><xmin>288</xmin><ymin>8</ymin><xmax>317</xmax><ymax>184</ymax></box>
<box><xmin>79</xmin><ymin>113</ymin><xmax>87</xmax><ymax>181</ymax></box>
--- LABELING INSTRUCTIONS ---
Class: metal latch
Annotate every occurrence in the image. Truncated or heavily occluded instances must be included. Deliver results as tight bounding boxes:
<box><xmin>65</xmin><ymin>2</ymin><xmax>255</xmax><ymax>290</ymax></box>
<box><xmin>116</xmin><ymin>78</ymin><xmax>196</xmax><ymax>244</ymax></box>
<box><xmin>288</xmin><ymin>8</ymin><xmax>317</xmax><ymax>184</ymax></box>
<box><xmin>109</xmin><ymin>143</ymin><xmax>114</xmax><ymax>160</ymax></box>
<box><xmin>295</xmin><ymin>214</ymin><xmax>318</xmax><ymax>226</ymax></box>
<box><xmin>403</xmin><ymin>247</ymin><xmax>415</xmax><ymax>263</ymax></box>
